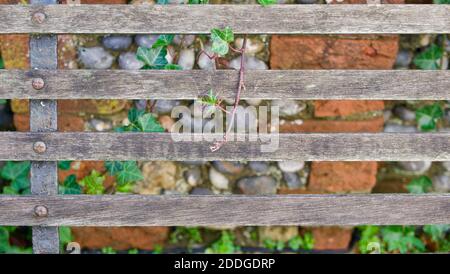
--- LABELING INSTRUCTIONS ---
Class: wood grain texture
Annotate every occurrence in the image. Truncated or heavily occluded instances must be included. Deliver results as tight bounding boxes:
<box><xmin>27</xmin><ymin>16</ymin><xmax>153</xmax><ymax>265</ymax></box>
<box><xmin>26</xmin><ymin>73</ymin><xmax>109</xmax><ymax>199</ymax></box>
<box><xmin>29</xmin><ymin>0</ymin><xmax>59</xmax><ymax>254</ymax></box>
<box><xmin>0</xmin><ymin>5</ymin><xmax>449</xmax><ymax>34</ymax></box>
<box><xmin>0</xmin><ymin>194</ymin><xmax>448</xmax><ymax>226</ymax></box>
<box><xmin>0</xmin><ymin>132</ymin><xmax>448</xmax><ymax>161</ymax></box>
<box><xmin>1</xmin><ymin>69</ymin><xmax>449</xmax><ymax>100</ymax></box>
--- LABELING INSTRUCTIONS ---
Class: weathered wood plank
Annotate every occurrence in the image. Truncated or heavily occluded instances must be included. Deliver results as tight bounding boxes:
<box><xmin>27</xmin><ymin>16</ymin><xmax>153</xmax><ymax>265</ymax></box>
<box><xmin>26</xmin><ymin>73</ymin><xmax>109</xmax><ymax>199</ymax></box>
<box><xmin>0</xmin><ymin>5</ymin><xmax>449</xmax><ymax>34</ymax></box>
<box><xmin>29</xmin><ymin>0</ymin><xmax>59</xmax><ymax>255</ymax></box>
<box><xmin>0</xmin><ymin>132</ymin><xmax>448</xmax><ymax>161</ymax></box>
<box><xmin>0</xmin><ymin>194</ymin><xmax>448</xmax><ymax>226</ymax></box>
<box><xmin>1</xmin><ymin>69</ymin><xmax>449</xmax><ymax>100</ymax></box>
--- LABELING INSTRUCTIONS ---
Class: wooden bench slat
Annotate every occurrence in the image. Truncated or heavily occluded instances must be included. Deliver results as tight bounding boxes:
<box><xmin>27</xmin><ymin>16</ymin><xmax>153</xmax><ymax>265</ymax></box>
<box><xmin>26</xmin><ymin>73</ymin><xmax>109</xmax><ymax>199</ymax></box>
<box><xmin>0</xmin><ymin>132</ymin><xmax>448</xmax><ymax>161</ymax></box>
<box><xmin>0</xmin><ymin>194</ymin><xmax>448</xmax><ymax>226</ymax></box>
<box><xmin>0</xmin><ymin>5</ymin><xmax>449</xmax><ymax>34</ymax></box>
<box><xmin>1</xmin><ymin>69</ymin><xmax>449</xmax><ymax>100</ymax></box>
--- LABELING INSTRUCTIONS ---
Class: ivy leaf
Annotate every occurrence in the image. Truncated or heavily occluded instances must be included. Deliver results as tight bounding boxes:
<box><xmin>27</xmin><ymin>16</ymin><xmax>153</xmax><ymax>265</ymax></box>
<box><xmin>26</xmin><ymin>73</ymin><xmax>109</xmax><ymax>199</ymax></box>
<box><xmin>59</xmin><ymin>174</ymin><xmax>82</xmax><ymax>195</ymax></box>
<box><xmin>137</xmin><ymin>113</ymin><xmax>165</xmax><ymax>132</ymax></box>
<box><xmin>105</xmin><ymin>161</ymin><xmax>123</xmax><ymax>176</ymax></box>
<box><xmin>58</xmin><ymin>161</ymin><xmax>72</xmax><ymax>171</ymax></box>
<box><xmin>433</xmin><ymin>0</ymin><xmax>450</xmax><ymax>3</ymax></box>
<box><xmin>136</xmin><ymin>46</ymin><xmax>168</xmax><ymax>69</ymax></box>
<box><xmin>127</xmin><ymin>107</ymin><xmax>145</xmax><ymax>125</ymax></box>
<box><xmin>415</xmin><ymin>103</ymin><xmax>443</xmax><ymax>132</ymax></box>
<box><xmin>381</xmin><ymin>226</ymin><xmax>425</xmax><ymax>254</ymax></box>
<box><xmin>79</xmin><ymin>170</ymin><xmax>105</xmax><ymax>195</ymax></box>
<box><xmin>152</xmin><ymin>34</ymin><xmax>174</xmax><ymax>49</ymax></box>
<box><xmin>406</xmin><ymin>176</ymin><xmax>433</xmax><ymax>194</ymax></box>
<box><xmin>115</xmin><ymin>161</ymin><xmax>143</xmax><ymax>186</ymax></box>
<box><xmin>164</xmin><ymin>64</ymin><xmax>182</xmax><ymax>70</ymax></box>
<box><xmin>257</xmin><ymin>0</ymin><xmax>277</xmax><ymax>6</ymax></box>
<box><xmin>211</xmin><ymin>27</ymin><xmax>234</xmax><ymax>56</ymax></box>
<box><xmin>0</xmin><ymin>57</ymin><xmax>4</xmax><ymax>69</ymax></box>
<box><xmin>413</xmin><ymin>44</ymin><xmax>443</xmax><ymax>70</ymax></box>
<box><xmin>1</xmin><ymin>161</ymin><xmax>30</xmax><ymax>182</ymax></box>
<box><xmin>423</xmin><ymin>224</ymin><xmax>450</xmax><ymax>242</ymax></box>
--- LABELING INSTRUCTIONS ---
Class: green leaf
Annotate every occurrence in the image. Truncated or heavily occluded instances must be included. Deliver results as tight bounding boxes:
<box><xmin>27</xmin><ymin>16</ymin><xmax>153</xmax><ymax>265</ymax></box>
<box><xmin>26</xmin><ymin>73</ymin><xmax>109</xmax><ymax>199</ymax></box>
<box><xmin>105</xmin><ymin>161</ymin><xmax>124</xmax><ymax>176</ymax></box>
<box><xmin>423</xmin><ymin>224</ymin><xmax>450</xmax><ymax>242</ymax></box>
<box><xmin>407</xmin><ymin>176</ymin><xmax>433</xmax><ymax>194</ymax></box>
<box><xmin>1</xmin><ymin>161</ymin><xmax>30</xmax><ymax>182</ymax></box>
<box><xmin>127</xmin><ymin>107</ymin><xmax>145</xmax><ymax>125</ymax></box>
<box><xmin>157</xmin><ymin>0</ymin><xmax>169</xmax><ymax>4</ymax></box>
<box><xmin>79</xmin><ymin>170</ymin><xmax>105</xmax><ymax>195</ymax></box>
<box><xmin>433</xmin><ymin>0</ymin><xmax>450</xmax><ymax>3</ymax></box>
<box><xmin>164</xmin><ymin>64</ymin><xmax>182</xmax><ymax>70</ymax></box>
<box><xmin>381</xmin><ymin>226</ymin><xmax>425</xmax><ymax>254</ymax></box>
<box><xmin>257</xmin><ymin>0</ymin><xmax>277</xmax><ymax>6</ymax></box>
<box><xmin>59</xmin><ymin>174</ymin><xmax>82</xmax><ymax>195</ymax></box>
<box><xmin>415</xmin><ymin>103</ymin><xmax>443</xmax><ymax>132</ymax></box>
<box><xmin>136</xmin><ymin>46</ymin><xmax>168</xmax><ymax>69</ymax></box>
<box><xmin>0</xmin><ymin>57</ymin><xmax>4</xmax><ymax>69</ymax></box>
<box><xmin>210</xmin><ymin>27</ymin><xmax>234</xmax><ymax>56</ymax></box>
<box><xmin>152</xmin><ymin>34</ymin><xmax>174</xmax><ymax>49</ymax></box>
<box><xmin>137</xmin><ymin>113</ymin><xmax>165</xmax><ymax>132</ymax></box>
<box><xmin>58</xmin><ymin>161</ymin><xmax>72</xmax><ymax>170</ymax></box>
<box><xmin>413</xmin><ymin>44</ymin><xmax>443</xmax><ymax>70</ymax></box>
<box><xmin>10</xmin><ymin>176</ymin><xmax>30</xmax><ymax>192</ymax></box>
<box><xmin>59</xmin><ymin>227</ymin><xmax>73</xmax><ymax>246</ymax></box>
<box><xmin>115</xmin><ymin>161</ymin><xmax>143</xmax><ymax>186</ymax></box>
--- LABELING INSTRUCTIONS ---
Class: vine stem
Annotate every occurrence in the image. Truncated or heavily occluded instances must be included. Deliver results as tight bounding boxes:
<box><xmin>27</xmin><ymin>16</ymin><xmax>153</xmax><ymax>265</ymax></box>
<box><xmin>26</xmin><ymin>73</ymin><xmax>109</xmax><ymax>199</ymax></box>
<box><xmin>210</xmin><ymin>35</ymin><xmax>247</xmax><ymax>152</ymax></box>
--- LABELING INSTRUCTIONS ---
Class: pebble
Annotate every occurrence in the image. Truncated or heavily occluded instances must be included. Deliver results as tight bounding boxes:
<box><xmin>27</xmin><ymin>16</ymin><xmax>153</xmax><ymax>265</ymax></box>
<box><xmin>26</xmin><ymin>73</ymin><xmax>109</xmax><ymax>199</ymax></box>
<box><xmin>173</xmin><ymin>34</ymin><xmax>196</xmax><ymax>47</ymax></box>
<box><xmin>153</xmin><ymin>100</ymin><xmax>181</xmax><ymax>115</ymax></box>
<box><xmin>395</xmin><ymin>50</ymin><xmax>413</xmax><ymax>68</ymax></box>
<box><xmin>190</xmin><ymin>187</ymin><xmax>213</xmax><ymax>195</ymax></box>
<box><xmin>245</xmin><ymin>99</ymin><xmax>262</xmax><ymax>106</ymax></box>
<box><xmin>442</xmin><ymin>162</ymin><xmax>450</xmax><ymax>172</ymax></box>
<box><xmin>432</xmin><ymin>175</ymin><xmax>450</xmax><ymax>192</ymax></box>
<box><xmin>209</xmin><ymin>168</ymin><xmax>229</xmax><ymax>190</ymax></box>
<box><xmin>134</xmin><ymin>99</ymin><xmax>147</xmax><ymax>110</ymax></box>
<box><xmin>177</xmin><ymin>48</ymin><xmax>195</xmax><ymax>70</ymax></box>
<box><xmin>393</xmin><ymin>106</ymin><xmax>416</xmax><ymax>121</ymax></box>
<box><xmin>383</xmin><ymin>110</ymin><xmax>392</xmax><ymax>122</ymax></box>
<box><xmin>158</xmin><ymin>115</ymin><xmax>175</xmax><ymax>132</ymax></box>
<box><xmin>234</xmin><ymin>38</ymin><xmax>264</xmax><ymax>55</ymax></box>
<box><xmin>212</xmin><ymin>161</ymin><xmax>245</xmax><ymax>175</ymax></box>
<box><xmin>271</xmin><ymin>100</ymin><xmax>306</xmax><ymax>118</ymax></box>
<box><xmin>398</xmin><ymin>161</ymin><xmax>432</xmax><ymax>174</ymax></box>
<box><xmin>277</xmin><ymin>161</ymin><xmax>305</xmax><ymax>173</ymax></box>
<box><xmin>197</xmin><ymin>44</ymin><xmax>215</xmax><ymax>70</ymax></box>
<box><xmin>118</xmin><ymin>52</ymin><xmax>144</xmax><ymax>70</ymax></box>
<box><xmin>78</xmin><ymin>47</ymin><xmax>114</xmax><ymax>69</ymax></box>
<box><xmin>135</xmin><ymin>34</ymin><xmax>159</xmax><ymax>48</ymax></box>
<box><xmin>184</xmin><ymin>167</ymin><xmax>202</xmax><ymax>187</ymax></box>
<box><xmin>89</xmin><ymin>119</ymin><xmax>112</xmax><ymax>132</ymax></box>
<box><xmin>248</xmin><ymin>161</ymin><xmax>270</xmax><ymax>174</ymax></box>
<box><xmin>181</xmin><ymin>161</ymin><xmax>206</xmax><ymax>166</ymax></box>
<box><xmin>135</xmin><ymin>162</ymin><xmax>177</xmax><ymax>194</ymax></box>
<box><xmin>228</xmin><ymin>55</ymin><xmax>268</xmax><ymax>70</ymax></box>
<box><xmin>384</xmin><ymin>124</ymin><xmax>417</xmax><ymax>133</ymax></box>
<box><xmin>237</xmin><ymin>176</ymin><xmax>278</xmax><ymax>195</ymax></box>
<box><xmin>102</xmin><ymin>35</ymin><xmax>133</xmax><ymax>51</ymax></box>
<box><xmin>283</xmin><ymin>172</ymin><xmax>301</xmax><ymax>189</ymax></box>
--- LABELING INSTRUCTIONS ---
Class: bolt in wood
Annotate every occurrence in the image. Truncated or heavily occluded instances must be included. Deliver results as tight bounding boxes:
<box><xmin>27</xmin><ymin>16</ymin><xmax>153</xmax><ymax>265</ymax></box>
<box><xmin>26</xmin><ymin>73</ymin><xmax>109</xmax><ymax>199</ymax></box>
<box><xmin>31</xmin><ymin>12</ymin><xmax>46</xmax><ymax>25</ymax></box>
<box><xmin>32</xmin><ymin>78</ymin><xmax>45</xmax><ymax>90</ymax></box>
<box><xmin>33</xmin><ymin>141</ymin><xmax>47</xmax><ymax>154</ymax></box>
<box><xmin>34</xmin><ymin>205</ymin><xmax>48</xmax><ymax>217</ymax></box>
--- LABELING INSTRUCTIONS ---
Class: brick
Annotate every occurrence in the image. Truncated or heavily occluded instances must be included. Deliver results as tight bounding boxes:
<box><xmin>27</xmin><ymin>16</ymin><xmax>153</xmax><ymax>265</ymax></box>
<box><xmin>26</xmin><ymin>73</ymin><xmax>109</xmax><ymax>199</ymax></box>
<box><xmin>309</xmin><ymin>162</ymin><xmax>378</xmax><ymax>193</ymax></box>
<box><xmin>71</xmin><ymin>227</ymin><xmax>169</xmax><ymax>251</ymax></box>
<box><xmin>314</xmin><ymin>100</ymin><xmax>385</xmax><ymax>118</ymax></box>
<box><xmin>270</xmin><ymin>35</ymin><xmax>399</xmax><ymax>70</ymax></box>
<box><xmin>279</xmin><ymin>117</ymin><xmax>384</xmax><ymax>133</ymax></box>
<box><xmin>0</xmin><ymin>35</ymin><xmax>29</xmax><ymax>69</ymax></box>
<box><xmin>308</xmin><ymin>227</ymin><xmax>353</xmax><ymax>251</ymax></box>
<box><xmin>14</xmin><ymin>113</ymin><xmax>85</xmax><ymax>132</ymax></box>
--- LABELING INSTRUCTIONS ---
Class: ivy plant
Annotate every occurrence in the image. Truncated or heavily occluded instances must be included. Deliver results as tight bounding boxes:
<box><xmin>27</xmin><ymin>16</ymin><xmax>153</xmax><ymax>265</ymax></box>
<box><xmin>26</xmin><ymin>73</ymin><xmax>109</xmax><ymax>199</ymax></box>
<box><xmin>205</xmin><ymin>231</ymin><xmax>241</xmax><ymax>254</ymax></box>
<box><xmin>59</xmin><ymin>174</ymin><xmax>82</xmax><ymax>195</ymax></box>
<box><xmin>406</xmin><ymin>176</ymin><xmax>433</xmax><ymax>194</ymax></box>
<box><xmin>257</xmin><ymin>0</ymin><xmax>277</xmax><ymax>6</ymax></box>
<box><xmin>78</xmin><ymin>170</ymin><xmax>105</xmax><ymax>195</ymax></box>
<box><xmin>381</xmin><ymin>226</ymin><xmax>425</xmax><ymax>254</ymax></box>
<box><xmin>357</xmin><ymin>226</ymin><xmax>384</xmax><ymax>254</ymax></box>
<box><xmin>0</xmin><ymin>161</ymin><xmax>31</xmax><ymax>195</ymax></box>
<box><xmin>413</xmin><ymin>44</ymin><xmax>444</xmax><ymax>70</ymax></box>
<box><xmin>415</xmin><ymin>103</ymin><xmax>444</xmax><ymax>132</ymax></box>
<box><xmin>210</xmin><ymin>27</ymin><xmax>234</xmax><ymax>56</ymax></box>
<box><xmin>136</xmin><ymin>34</ymin><xmax>182</xmax><ymax>70</ymax></box>
<box><xmin>0</xmin><ymin>227</ymin><xmax>31</xmax><ymax>254</ymax></box>
<box><xmin>0</xmin><ymin>56</ymin><xmax>4</xmax><ymax>69</ymax></box>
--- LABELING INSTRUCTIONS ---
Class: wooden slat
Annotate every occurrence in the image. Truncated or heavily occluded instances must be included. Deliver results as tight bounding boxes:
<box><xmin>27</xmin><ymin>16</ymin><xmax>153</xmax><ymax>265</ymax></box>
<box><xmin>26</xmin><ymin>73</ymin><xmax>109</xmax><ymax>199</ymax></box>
<box><xmin>1</xmin><ymin>69</ymin><xmax>449</xmax><ymax>100</ymax></box>
<box><xmin>0</xmin><ymin>132</ymin><xmax>448</xmax><ymax>161</ymax></box>
<box><xmin>0</xmin><ymin>5</ymin><xmax>449</xmax><ymax>34</ymax></box>
<box><xmin>0</xmin><ymin>194</ymin><xmax>448</xmax><ymax>226</ymax></box>
<box><xmin>29</xmin><ymin>0</ymin><xmax>59</xmax><ymax>254</ymax></box>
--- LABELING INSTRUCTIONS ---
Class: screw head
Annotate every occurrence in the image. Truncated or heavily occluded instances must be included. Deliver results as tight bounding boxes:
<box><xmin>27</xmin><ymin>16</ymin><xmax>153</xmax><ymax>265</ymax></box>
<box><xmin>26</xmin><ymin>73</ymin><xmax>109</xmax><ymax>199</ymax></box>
<box><xmin>33</xmin><ymin>141</ymin><xmax>47</xmax><ymax>154</ymax></box>
<box><xmin>34</xmin><ymin>205</ymin><xmax>48</xmax><ymax>217</ymax></box>
<box><xmin>32</xmin><ymin>78</ymin><xmax>45</xmax><ymax>90</ymax></box>
<box><xmin>31</xmin><ymin>12</ymin><xmax>46</xmax><ymax>25</ymax></box>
